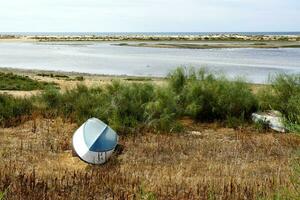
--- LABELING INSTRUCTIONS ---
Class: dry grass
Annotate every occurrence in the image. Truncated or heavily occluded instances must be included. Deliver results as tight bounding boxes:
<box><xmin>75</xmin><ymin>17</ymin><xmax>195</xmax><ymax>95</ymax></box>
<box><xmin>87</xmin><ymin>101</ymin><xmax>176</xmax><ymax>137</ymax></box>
<box><xmin>0</xmin><ymin>117</ymin><xmax>299</xmax><ymax>199</ymax></box>
<box><xmin>0</xmin><ymin>90</ymin><xmax>41</xmax><ymax>98</ymax></box>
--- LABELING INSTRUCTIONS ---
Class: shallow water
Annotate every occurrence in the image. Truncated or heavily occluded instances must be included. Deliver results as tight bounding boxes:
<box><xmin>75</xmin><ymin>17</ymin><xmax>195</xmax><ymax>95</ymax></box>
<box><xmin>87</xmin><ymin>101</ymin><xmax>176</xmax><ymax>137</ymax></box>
<box><xmin>0</xmin><ymin>41</ymin><xmax>300</xmax><ymax>83</ymax></box>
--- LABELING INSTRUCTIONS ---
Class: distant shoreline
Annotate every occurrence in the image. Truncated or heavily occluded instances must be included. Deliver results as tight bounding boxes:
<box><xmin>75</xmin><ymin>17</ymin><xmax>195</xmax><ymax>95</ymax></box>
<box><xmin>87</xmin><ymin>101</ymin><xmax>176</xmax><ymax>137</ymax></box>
<box><xmin>0</xmin><ymin>33</ymin><xmax>300</xmax><ymax>42</ymax></box>
<box><xmin>0</xmin><ymin>66</ymin><xmax>165</xmax><ymax>80</ymax></box>
<box><xmin>114</xmin><ymin>41</ymin><xmax>300</xmax><ymax>49</ymax></box>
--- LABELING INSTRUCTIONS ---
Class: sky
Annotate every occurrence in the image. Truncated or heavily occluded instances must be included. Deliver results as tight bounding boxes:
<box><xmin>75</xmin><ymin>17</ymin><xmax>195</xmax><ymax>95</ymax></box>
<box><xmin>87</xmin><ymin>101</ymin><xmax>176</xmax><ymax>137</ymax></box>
<box><xmin>0</xmin><ymin>0</ymin><xmax>300</xmax><ymax>32</ymax></box>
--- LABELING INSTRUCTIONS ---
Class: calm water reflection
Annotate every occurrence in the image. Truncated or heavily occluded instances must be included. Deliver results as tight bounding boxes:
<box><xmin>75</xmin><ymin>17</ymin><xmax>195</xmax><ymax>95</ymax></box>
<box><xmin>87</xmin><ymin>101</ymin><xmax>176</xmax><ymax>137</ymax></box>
<box><xmin>0</xmin><ymin>41</ymin><xmax>300</xmax><ymax>83</ymax></box>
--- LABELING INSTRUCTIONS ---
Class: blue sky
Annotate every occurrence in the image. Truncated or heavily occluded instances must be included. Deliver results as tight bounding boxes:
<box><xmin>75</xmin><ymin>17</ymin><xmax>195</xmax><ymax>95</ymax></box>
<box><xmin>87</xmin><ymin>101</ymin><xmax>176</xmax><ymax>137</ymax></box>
<box><xmin>0</xmin><ymin>0</ymin><xmax>300</xmax><ymax>32</ymax></box>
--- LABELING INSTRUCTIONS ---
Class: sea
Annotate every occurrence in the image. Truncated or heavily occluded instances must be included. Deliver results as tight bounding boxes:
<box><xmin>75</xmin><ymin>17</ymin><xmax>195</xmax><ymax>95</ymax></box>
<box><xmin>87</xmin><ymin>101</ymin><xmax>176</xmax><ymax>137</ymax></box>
<box><xmin>0</xmin><ymin>32</ymin><xmax>299</xmax><ymax>84</ymax></box>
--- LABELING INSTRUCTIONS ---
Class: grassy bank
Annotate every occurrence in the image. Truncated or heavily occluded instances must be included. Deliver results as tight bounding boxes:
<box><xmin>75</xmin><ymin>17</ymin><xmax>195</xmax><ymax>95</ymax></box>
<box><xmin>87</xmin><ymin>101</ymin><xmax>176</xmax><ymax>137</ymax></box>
<box><xmin>0</xmin><ymin>72</ymin><xmax>57</xmax><ymax>91</ymax></box>
<box><xmin>1</xmin><ymin>67</ymin><xmax>299</xmax><ymax>134</ymax></box>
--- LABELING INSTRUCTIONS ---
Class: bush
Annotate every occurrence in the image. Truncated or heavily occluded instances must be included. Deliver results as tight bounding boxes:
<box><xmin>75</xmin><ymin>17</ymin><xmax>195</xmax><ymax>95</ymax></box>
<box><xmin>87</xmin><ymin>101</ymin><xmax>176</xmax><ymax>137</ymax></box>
<box><xmin>168</xmin><ymin>67</ymin><xmax>188</xmax><ymax>93</ymax></box>
<box><xmin>3</xmin><ymin>68</ymin><xmax>299</xmax><ymax>134</ymax></box>
<box><xmin>0</xmin><ymin>94</ymin><xmax>33</xmax><ymax>127</ymax></box>
<box><xmin>0</xmin><ymin>72</ymin><xmax>57</xmax><ymax>91</ymax></box>
<box><xmin>103</xmin><ymin>81</ymin><xmax>155</xmax><ymax>133</ymax></box>
<box><xmin>39</xmin><ymin>88</ymin><xmax>62</xmax><ymax>117</ymax></box>
<box><xmin>145</xmin><ymin>86</ymin><xmax>181</xmax><ymax>132</ymax></box>
<box><xmin>37</xmin><ymin>82</ymin><xmax>180</xmax><ymax>134</ymax></box>
<box><xmin>258</xmin><ymin>74</ymin><xmax>300</xmax><ymax>132</ymax></box>
<box><xmin>168</xmin><ymin>68</ymin><xmax>258</xmax><ymax>122</ymax></box>
<box><xmin>61</xmin><ymin>85</ymin><xmax>104</xmax><ymax>123</ymax></box>
<box><xmin>39</xmin><ymin>85</ymin><xmax>105</xmax><ymax>123</ymax></box>
<box><xmin>287</xmin><ymin>94</ymin><xmax>300</xmax><ymax>124</ymax></box>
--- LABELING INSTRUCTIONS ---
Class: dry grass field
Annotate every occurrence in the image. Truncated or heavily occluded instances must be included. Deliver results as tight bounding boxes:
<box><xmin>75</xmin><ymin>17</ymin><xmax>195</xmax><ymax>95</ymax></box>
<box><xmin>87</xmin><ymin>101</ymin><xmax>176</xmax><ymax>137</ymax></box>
<box><xmin>0</xmin><ymin>117</ymin><xmax>299</xmax><ymax>199</ymax></box>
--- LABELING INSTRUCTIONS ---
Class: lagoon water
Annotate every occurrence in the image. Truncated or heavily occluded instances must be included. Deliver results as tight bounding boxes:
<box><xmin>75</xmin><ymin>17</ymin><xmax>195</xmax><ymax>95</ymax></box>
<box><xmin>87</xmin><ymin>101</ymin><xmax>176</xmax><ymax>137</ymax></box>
<box><xmin>0</xmin><ymin>41</ymin><xmax>300</xmax><ymax>83</ymax></box>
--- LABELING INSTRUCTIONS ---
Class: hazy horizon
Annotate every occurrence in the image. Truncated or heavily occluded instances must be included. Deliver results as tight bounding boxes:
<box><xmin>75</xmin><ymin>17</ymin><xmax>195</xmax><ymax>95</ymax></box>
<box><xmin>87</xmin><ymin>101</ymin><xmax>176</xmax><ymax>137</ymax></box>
<box><xmin>0</xmin><ymin>0</ymin><xmax>300</xmax><ymax>32</ymax></box>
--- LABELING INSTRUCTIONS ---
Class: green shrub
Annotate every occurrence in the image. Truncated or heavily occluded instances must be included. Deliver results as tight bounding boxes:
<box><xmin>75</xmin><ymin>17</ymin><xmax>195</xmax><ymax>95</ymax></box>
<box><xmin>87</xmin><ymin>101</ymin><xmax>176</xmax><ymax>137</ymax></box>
<box><xmin>0</xmin><ymin>72</ymin><xmax>57</xmax><ymax>91</ymax></box>
<box><xmin>145</xmin><ymin>86</ymin><xmax>182</xmax><ymax>132</ymax></box>
<box><xmin>168</xmin><ymin>67</ymin><xmax>187</xmax><ymax>93</ymax></box>
<box><xmin>214</xmin><ymin>79</ymin><xmax>258</xmax><ymax>120</ymax></box>
<box><xmin>4</xmin><ymin>68</ymin><xmax>299</xmax><ymax>135</ymax></box>
<box><xmin>168</xmin><ymin>68</ymin><xmax>258</xmax><ymax>122</ymax></box>
<box><xmin>40</xmin><ymin>85</ymin><xmax>105</xmax><ymax>123</ymax></box>
<box><xmin>168</xmin><ymin>67</ymin><xmax>198</xmax><ymax>93</ymax></box>
<box><xmin>37</xmin><ymin>82</ymin><xmax>181</xmax><ymax>134</ymax></box>
<box><xmin>0</xmin><ymin>94</ymin><xmax>33</xmax><ymax>127</ymax></box>
<box><xmin>258</xmin><ymin>74</ymin><xmax>300</xmax><ymax>132</ymax></box>
<box><xmin>259</xmin><ymin>74</ymin><xmax>300</xmax><ymax>111</ymax></box>
<box><xmin>103</xmin><ymin>81</ymin><xmax>155</xmax><ymax>133</ymax></box>
<box><xmin>225</xmin><ymin>116</ymin><xmax>246</xmax><ymax>129</ymax></box>
<box><xmin>286</xmin><ymin>93</ymin><xmax>300</xmax><ymax>124</ymax></box>
<box><xmin>39</xmin><ymin>88</ymin><xmax>62</xmax><ymax>117</ymax></box>
<box><xmin>254</xmin><ymin>119</ymin><xmax>269</xmax><ymax>133</ymax></box>
<box><xmin>137</xmin><ymin>185</ymin><xmax>157</xmax><ymax>200</ymax></box>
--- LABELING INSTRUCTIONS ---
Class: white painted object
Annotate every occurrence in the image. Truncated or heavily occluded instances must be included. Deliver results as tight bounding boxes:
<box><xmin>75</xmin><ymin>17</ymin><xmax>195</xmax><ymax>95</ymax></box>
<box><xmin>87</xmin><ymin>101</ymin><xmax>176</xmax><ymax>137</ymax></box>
<box><xmin>72</xmin><ymin>118</ymin><xmax>118</xmax><ymax>164</ymax></box>
<box><xmin>252</xmin><ymin>110</ymin><xmax>286</xmax><ymax>133</ymax></box>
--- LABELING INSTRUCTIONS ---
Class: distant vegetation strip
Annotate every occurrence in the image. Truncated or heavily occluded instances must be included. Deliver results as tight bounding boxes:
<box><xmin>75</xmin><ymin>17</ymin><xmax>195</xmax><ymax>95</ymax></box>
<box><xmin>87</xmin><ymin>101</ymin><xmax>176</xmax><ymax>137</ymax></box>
<box><xmin>0</xmin><ymin>72</ymin><xmax>57</xmax><ymax>91</ymax></box>
<box><xmin>0</xmin><ymin>68</ymin><xmax>299</xmax><ymax>134</ymax></box>
<box><xmin>37</xmin><ymin>73</ymin><xmax>84</xmax><ymax>81</ymax></box>
<box><xmin>1</xmin><ymin>34</ymin><xmax>300</xmax><ymax>42</ymax></box>
<box><xmin>115</xmin><ymin>42</ymin><xmax>300</xmax><ymax>49</ymax></box>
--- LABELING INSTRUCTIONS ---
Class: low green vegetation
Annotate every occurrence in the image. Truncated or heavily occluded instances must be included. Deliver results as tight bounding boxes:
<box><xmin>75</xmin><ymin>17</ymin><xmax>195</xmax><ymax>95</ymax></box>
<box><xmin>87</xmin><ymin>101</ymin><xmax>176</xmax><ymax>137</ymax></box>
<box><xmin>124</xmin><ymin>77</ymin><xmax>152</xmax><ymax>81</ymax></box>
<box><xmin>38</xmin><ymin>82</ymin><xmax>179</xmax><ymax>134</ymax></box>
<box><xmin>35</xmin><ymin>68</ymin><xmax>258</xmax><ymax>133</ymax></box>
<box><xmin>1</xmin><ymin>67</ymin><xmax>300</xmax><ymax>134</ymax></box>
<box><xmin>258</xmin><ymin>74</ymin><xmax>300</xmax><ymax>132</ymax></box>
<box><xmin>253</xmin><ymin>42</ymin><xmax>267</xmax><ymax>45</ymax></box>
<box><xmin>0</xmin><ymin>94</ymin><xmax>33</xmax><ymax>127</ymax></box>
<box><xmin>37</xmin><ymin>73</ymin><xmax>84</xmax><ymax>81</ymax></box>
<box><xmin>75</xmin><ymin>76</ymin><xmax>84</xmax><ymax>81</ymax></box>
<box><xmin>168</xmin><ymin>68</ymin><xmax>257</xmax><ymax>122</ymax></box>
<box><xmin>0</xmin><ymin>72</ymin><xmax>57</xmax><ymax>91</ymax></box>
<box><xmin>37</xmin><ymin>73</ymin><xmax>69</xmax><ymax>79</ymax></box>
<box><xmin>116</xmin><ymin>42</ymin><xmax>300</xmax><ymax>49</ymax></box>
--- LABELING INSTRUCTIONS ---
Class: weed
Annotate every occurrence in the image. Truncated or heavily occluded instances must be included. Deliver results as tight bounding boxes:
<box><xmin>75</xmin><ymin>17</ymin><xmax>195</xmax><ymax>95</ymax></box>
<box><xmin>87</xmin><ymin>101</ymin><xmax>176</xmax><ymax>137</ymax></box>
<box><xmin>138</xmin><ymin>185</ymin><xmax>157</xmax><ymax>200</ymax></box>
<box><xmin>258</xmin><ymin>73</ymin><xmax>300</xmax><ymax>133</ymax></box>
<box><xmin>0</xmin><ymin>94</ymin><xmax>33</xmax><ymax>127</ymax></box>
<box><xmin>0</xmin><ymin>72</ymin><xmax>57</xmax><ymax>91</ymax></box>
<box><xmin>254</xmin><ymin>119</ymin><xmax>269</xmax><ymax>133</ymax></box>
